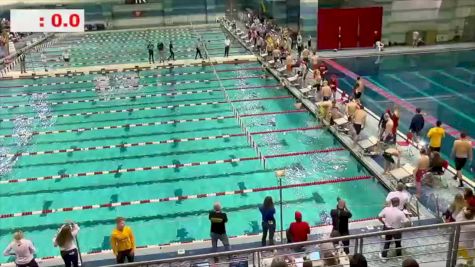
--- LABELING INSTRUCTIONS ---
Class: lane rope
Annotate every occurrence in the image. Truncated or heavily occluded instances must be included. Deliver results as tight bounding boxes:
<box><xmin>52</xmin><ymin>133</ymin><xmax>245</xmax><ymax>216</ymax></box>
<box><xmin>0</xmin><ymin>84</ymin><xmax>280</xmax><ymax>122</ymax></box>
<box><xmin>0</xmin><ymin>75</ymin><xmax>264</xmax><ymax>109</ymax></box>
<box><xmin>0</xmin><ymin>147</ymin><xmax>345</xmax><ymax>184</ymax></box>
<box><xmin>5</xmin><ymin>126</ymin><xmax>323</xmax><ymax>158</ymax></box>
<box><xmin>0</xmin><ymin>100</ymin><xmax>300</xmax><ymax>139</ymax></box>
<box><xmin>0</xmin><ymin>66</ymin><xmax>262</xmax><ymax>93</ymax></box>
<box><xmin>0</xmin><ymin>174</ymin><xmax>368</xmax><ymax>218</ymax></box>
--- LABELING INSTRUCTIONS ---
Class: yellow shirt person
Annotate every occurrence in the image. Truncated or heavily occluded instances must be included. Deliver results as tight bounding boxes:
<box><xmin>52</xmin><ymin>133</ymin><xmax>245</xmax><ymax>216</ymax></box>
<box><xmin>111</xmin><ymin>217</ymin><xmax>135</xmax><ymax>264</ymax></box>
<box><xmin>427</xmin><ymin>121</ymin><xmax>445</xmax><ymax>151</ymax></box>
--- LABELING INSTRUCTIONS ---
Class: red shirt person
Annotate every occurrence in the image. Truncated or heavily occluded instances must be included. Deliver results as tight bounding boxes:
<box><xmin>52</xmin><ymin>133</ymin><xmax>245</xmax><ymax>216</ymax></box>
<box><xmin>288</xmin><ymin>211</ymin><xmax>310</xmax><ymax>242</ymax></box>
<box><xmin>329</xmin><ymin>75</ymin><xmax>338</xmax><ymax>99</ymax></box>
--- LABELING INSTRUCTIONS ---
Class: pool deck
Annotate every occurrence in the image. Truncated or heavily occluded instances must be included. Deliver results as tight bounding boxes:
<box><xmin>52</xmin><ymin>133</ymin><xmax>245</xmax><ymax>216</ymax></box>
<box><xmin>2</xmin><ymin>54</ymin><xmax>257</xmax><ymax>79</ymax></box>
<box><xmin>317</xmin><ymin>42</ymin><xmax>475</xmax><ymax>58</ymax></box>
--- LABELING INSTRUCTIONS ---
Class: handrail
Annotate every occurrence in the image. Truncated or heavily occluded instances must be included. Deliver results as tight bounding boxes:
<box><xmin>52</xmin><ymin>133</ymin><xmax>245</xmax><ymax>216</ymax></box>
<box><xmin>102</xmin><ymin>220</ymin><xmax>475</xmax><ymax>267</ymax></box>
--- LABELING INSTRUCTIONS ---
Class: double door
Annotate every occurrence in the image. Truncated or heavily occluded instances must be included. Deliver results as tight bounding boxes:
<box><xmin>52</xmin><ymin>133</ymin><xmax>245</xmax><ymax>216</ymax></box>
<box><xmin>317</xmin><ymin>7</ymin><xmax>383</xmax><ymax>50</ymax></box>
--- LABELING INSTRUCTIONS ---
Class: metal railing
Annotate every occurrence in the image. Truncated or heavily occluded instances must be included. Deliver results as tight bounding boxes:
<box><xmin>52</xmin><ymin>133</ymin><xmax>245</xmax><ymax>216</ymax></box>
<box><xmin>103</xmin><ymin>220</ymin><xmax>475</xmax><ymax>267</ymax></box>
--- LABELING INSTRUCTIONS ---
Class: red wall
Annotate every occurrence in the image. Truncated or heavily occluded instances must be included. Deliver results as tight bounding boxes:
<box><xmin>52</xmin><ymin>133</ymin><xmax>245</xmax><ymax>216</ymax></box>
<box><xmin>317</xmin><ymin>7</ymin><xmax>382</xmax><ymax>50</ymax></box>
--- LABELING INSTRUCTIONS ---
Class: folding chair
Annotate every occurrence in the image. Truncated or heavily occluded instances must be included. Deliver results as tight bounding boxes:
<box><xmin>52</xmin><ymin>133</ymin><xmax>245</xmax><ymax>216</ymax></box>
<box><xmin>389</xmin><ymin>163</ymin><xmax>415</xmax><ymax>185</ymax></box>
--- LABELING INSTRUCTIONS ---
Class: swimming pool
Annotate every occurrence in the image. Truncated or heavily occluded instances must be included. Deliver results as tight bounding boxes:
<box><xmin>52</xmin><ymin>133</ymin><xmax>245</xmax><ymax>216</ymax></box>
<box><xmin>0</xmin><ymin>41</ymin><xmax>389</xmax><ymax>263</ymax></box>
<box><xmin>329</xmin><ymin>49</ymin><xmax>475</xmax><ymax>178</ymax></box>
<box><xmin>21</xmin><ymin>25</ymin><xmax>249</xmax><ymax>71</ymax></box>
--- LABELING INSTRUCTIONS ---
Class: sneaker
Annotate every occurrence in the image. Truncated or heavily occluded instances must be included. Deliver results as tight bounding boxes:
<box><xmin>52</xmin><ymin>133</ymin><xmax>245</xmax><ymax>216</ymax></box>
<box><xmin>379</xmin><ymin>253</ymin><xmax>388</xmax><ymax>263</ymax></box>
<box><xmin>458</xmin><ymin>182</ymin><xmax>464</xmax><ymax>188</ymax></box>
<box><xmin>453</xmin><ymin>175</ymin><xmax>458</xmax><ymax>180</ymax></box>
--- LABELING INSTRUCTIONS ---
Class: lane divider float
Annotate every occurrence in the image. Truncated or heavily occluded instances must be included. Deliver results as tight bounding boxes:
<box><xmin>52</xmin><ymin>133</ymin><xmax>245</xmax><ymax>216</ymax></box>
<box><xmin>5</xmin><ymin>126</ymin><xmax>323</xmax><ymax>158</ymax></box>
<box><xmin>0</xmin><ymin>98</ymin><xmax>298</xmax><ymax>138</ymax></box>
<box><xmin>0</xmin><ymin>147</ymin><xmax>345</xmax><ymax>184</ymax></box>
<box><xmin>0</xmin><ymin>174</ymin><xmax>367</xmax><ymax>217</ymax></box>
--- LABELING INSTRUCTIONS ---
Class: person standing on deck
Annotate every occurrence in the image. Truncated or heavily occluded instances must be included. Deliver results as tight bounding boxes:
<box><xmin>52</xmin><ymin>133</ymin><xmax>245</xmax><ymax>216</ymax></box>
<box><xmin>409</xmin><ymin>108</ymin><xmax>425</xmax><ymax>142</ymax></box>
<box><xmin>352</xmin><ymin>104</ymin><xmax>367</xmax><ymax>144</ymax></box>
<box><xmin>378</xmin><ymin>198</ymin><xmax>408</xmax><ymax>262</ymax></box>
<box><xmin>259</xmin><ymin>196</ymin><xmax>276</xmax><ymax>246</ymax></box>
<box><xmin>209</xmin><ymin>202</ymin><xmax>230</xmax><ymax>251</ymax></box>
<box><xmin>451</xmin><ymin>132</ymin><xmax>473</xmax><ymax>188</ymax></box>
<box><xmin>111</xmin><ymin>217</ymin><xmax>135</xmax><ymax>264</ymax></box>
<box><xmin>354</xmin><ymin>77</ymin><xmax>365</xmax><ymax>100</ymax></box>
<box><xmin>53</xmin><ymin>221</ymin><xmax>80</xmax><ymax>267</ymax></box>
<box><xmin>224</xmin><ymin>36</ymin><xmax>231</xmax><ymax>57</ymax></box>
<box><xmin>167</xmin><ymin>41</ymin><xmax>175</xmax><ymax>61</ymax></box>
<box><xmin>19</xmin><ymin>53</ymin><xmax>26</xmax><ymax>73</ymax></box>
<box><xmin>330</xmin><ymin>199</ymin><xmax>352</xmax><ymax>254</ymax></box>
<box><xmin>414</xmin><ymin>148</ymin><xmax>430</xmax><ymax>197</ymax></box>
<box><xmin>157</xmin><ymin>41</ymin><xmax>165</xmax><ymax>63</ymax></box>
<box><xmin>195</xmin><ymin>38</ymin><xmax>203</xmax><ymax>60</ymax></box>
<box><xmin>391</xmin><ymin>107</ymin><xmax>400</xmax><ymax>144</ymax></box>
<box><xmin>427</xmin><ymin>121</ymin><xmax>445</xmax><ymax>154</ymax></box>
<box><xmin>147</xmin><ymin>41</ymin><xmax>154</xmax><ymax>64</ymax></box>
<box><xmin>3</xmin><ymin>231</ymin><xmax>38</xmax><ymax>267</ymax></box>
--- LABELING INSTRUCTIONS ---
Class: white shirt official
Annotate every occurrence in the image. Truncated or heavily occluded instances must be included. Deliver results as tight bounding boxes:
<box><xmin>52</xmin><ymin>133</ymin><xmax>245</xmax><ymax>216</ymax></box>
<box><xmin>379</xmin><ymin>206</ymin><xmax>408</xmax><ymax>229</ymax></box>
<box><xmin>386</xmin><ymin>191</ymin><xmax>409</xmax><ymax>210</ymax></box>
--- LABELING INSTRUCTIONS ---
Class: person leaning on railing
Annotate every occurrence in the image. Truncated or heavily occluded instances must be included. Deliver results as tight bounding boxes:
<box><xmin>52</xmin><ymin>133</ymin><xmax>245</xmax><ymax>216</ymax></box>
<box><xmin>2</xmin><ymin>231</ymin><xmax>38</xmax><ymax>267</ymax></box>
<box><xmin>53</xmin><ymin>221</ymin><xmax>80</xmax><ymax>267</ymax></box>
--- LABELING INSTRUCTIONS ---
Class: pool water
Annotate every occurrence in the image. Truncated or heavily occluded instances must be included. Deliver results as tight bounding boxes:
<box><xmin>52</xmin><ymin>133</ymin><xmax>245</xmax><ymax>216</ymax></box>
<box><xmin>332</xmin><ymin>49</ymin><xmax>475</xmax><ymax>178</ymax></box>
<box><xmin>22</xmin><ymin>25</ymin><xmax>249</xmax><ymax>71</ymax></box>
<box><xmin>0</xmin><ymin>31</ymin><xmax>388</xmax><ymax>263</ymax></box>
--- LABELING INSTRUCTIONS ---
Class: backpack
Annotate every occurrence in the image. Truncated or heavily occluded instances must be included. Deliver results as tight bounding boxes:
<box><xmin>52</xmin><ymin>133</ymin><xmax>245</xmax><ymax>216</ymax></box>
<box><xmin>158</xmin><ymin>42</ymin><xmax>164</xmax><ymax>50</ymax></box>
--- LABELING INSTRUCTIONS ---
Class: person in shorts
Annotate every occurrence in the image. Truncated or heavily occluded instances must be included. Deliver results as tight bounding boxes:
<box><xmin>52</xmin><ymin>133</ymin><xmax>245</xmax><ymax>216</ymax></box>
<box><xmin>451</xmin><ymin>132</ymin><xmax>473</xmax><ymax>187</ymax></box>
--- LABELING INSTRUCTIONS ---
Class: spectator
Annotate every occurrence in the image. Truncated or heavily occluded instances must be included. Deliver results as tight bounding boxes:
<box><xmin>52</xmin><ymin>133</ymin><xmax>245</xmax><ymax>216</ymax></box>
<box><xmin>330</xmin><ymin>199</ymin><xmax>352</xmax><ymax>254</ymax></box>
<box><xmin>195</xmin><ymin>38</ymin><xmax>203</xmax><ymax>59</ymax></box>
<box><xmin>19</xmin><ymin>53</ymin><xmax>26</xmax><ymax>74</ymax></box>
<box><xmin>350</xmin><ymin>253</ymin><xmax>367</xmax><ymax>267</ymax></box>
<box><xmin>378</xmin><ymin>198</ymin><xmax>409</xmax><ymax>262</ymax></box>
<box><xmin>427</xmin><ymin>121</ymin><xmax>445</xmax><ymax>153</ymax></box>
<box><xmin>259</xmin><ymin>196</ymin><xmax>276</xmax><ymax>246</ymax></box>
<box><xmin>2</xmin><ymin>231</ymin><xmax>38</xmax><ymax>267</ymax></box>
<box><xmin>443</xmin><ymin>193</ymin><xmax>465</xmax><ymax>222</ymax></box>
<box><xmin>147</xmin><ymin>41</ymin><xmax>154</xmax><ymax>64</ymax></box>
<box><xmin>224</xmin><ymin>36</ymin><xmax>231</xmax><ymax>57</ymax></box>
<box><xmin>270</xmin><ymin>256</ymin><xmax>288</xmax><ymax>267</ymax></box>
<box><xmin>451</xmin><ymin>132</ymin><xmax>473</xmax><ymax>188</ymax></box>
<box><xmin>386</xmin><ymin>183</ymin><xmax>409</xmax><ymax>210</ymax></box>
<box><xmin>53</xmin><ymin>221</ymin><xmax>80</xmax><ymax>267</ymax></box>
<box><xmin>288</xmin><ymin>211</ymin><xmax>310</xmax><ymax>243</ymax></box>
<box><xmin>209</xmin><ymin>202</ymin><xmax>230</xmax><ymax>251</ymax></box>
<box><xmin>157</xmin><ymin>41</ymin><xmax>165</xmax><ymax>63</ymax></box>
<box><xmin>402</xmin><ymin>257</ymin><xmax>419</xmax><ymax>267</ymax></box>
<box><xmin>111</xmin><ymin>217</ymin><xmax>135</xmax><ymax>264</ymax></box>
<box><xmin>168</xmin><ymin>41</ymin><xmax>175</xmax><ymax>61</ymax></box>
<box><xmin>455</xmin><ymin>207</ymin><xmax>475</xmax><ymax>265</ymax></box>
<box><xmin>409</xmin><ymin>108</ymin><xmax>425</xmax><ymax>142</ymax></box>
<box><xmin>464</xmin><ymin>188</ymin><xmax>475</xmax><ymax>212</ymax></box>
<box><xmin>329</xmin><ymin>75</ymin><xmax>338</xmax><ymax>100</ymax></box>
